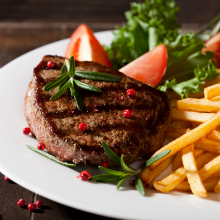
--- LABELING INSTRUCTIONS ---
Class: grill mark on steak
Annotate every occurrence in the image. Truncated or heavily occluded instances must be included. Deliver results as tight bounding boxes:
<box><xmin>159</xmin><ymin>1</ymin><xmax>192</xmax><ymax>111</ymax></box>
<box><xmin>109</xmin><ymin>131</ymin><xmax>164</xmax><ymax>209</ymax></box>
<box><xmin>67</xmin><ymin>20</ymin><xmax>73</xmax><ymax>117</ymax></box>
<box><xmin>24</xmin><ymin>55</ymin><xmax>171</xmax><ymax>166</ymax></box>
<box><xmin>44</xmin><ymin>103</ymin><xmax>154</xmax><ymax>118</ymax></box>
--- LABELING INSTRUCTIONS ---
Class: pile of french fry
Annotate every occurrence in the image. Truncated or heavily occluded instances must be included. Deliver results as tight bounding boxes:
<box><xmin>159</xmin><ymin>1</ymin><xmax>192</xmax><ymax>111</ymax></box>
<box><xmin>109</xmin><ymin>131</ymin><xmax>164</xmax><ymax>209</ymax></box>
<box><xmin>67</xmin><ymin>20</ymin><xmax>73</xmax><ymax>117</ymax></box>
<box><xmin>141</xmin><ymin>79</ymin><xmax>220</xmax><ymax>198</ymax></box>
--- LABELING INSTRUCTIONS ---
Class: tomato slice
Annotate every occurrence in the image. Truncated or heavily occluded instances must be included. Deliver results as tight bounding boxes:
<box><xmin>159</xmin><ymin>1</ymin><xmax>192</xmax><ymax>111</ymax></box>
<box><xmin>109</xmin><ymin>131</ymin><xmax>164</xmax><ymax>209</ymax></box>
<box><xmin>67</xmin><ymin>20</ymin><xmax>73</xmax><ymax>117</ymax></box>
<box><xmin>65</xmin><ymin>24</ymin><xmax>111</xmax><ymax>67</ymax></box>
<box><xmin>119</xmin><ymin>44</ymin><xmax>168</xmax><ymax>87</ymax></box>
<box><xmin>202</xmin><ymin>32</ymin><xmax>220</xmax><ymax>68</ymax></box>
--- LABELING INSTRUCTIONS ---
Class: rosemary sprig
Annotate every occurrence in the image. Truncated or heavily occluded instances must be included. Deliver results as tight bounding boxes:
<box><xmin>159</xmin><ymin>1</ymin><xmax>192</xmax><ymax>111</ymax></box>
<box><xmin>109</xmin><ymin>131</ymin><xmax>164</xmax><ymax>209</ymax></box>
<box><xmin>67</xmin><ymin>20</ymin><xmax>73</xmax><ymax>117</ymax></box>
<box><xmin>89</xmin><ymin>141</ymin><xmax>170</xmax><ymax>196</ymax></box>
<box><xmin>26</xmin><ymin>145</ymin><xmax>76</xmax><ymax>167</ymax></box>
<box><xmin>44</xmin><ymin>56</ymin><xmax>122</xmax><ymax>111</ymax></box>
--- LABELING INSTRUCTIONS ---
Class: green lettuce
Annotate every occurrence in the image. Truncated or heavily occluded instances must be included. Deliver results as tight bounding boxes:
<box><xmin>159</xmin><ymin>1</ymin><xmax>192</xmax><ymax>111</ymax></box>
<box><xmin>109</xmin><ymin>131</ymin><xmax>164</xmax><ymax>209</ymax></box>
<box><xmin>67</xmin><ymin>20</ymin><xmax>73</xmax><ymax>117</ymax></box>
<box><xmin>105</xmin><ymin>0</ymin><xmax>220</xmax><ymax>99</ymax></box>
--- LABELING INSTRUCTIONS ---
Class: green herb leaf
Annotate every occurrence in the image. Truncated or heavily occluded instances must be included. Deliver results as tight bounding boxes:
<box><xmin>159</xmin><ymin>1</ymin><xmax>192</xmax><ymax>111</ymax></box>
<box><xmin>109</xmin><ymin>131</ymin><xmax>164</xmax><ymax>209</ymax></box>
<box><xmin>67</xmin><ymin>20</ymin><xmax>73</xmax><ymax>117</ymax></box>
<box><xmin>69</xmin><ymin>56</ymin><xmax>75</xmax><ymax>78</ymax></box>
<box><xmin>121</xmin><ymin>154</ymin><xmax>137</xmax><ymax>173</ymax></box>
<box><xmin>135</xmin><ymin>174</ymin><xmax>146</xmax><ymax>196</ymax></box>
<box><xmin>75</xmin><ymin>71</ymin><xmax>122</xmax><ymax>82</ymax></box>
<box><xmin>74</xmin><ymin>79</ymin><xmax>102</xmax><ymax>92</ymax></box>
<box><xmin>59</xmin><ymin>64</ymin><xmax>68</xmax><ymax>90</ymax></box>
<box><xmin>98</xmin><ymin>166</ymin><xmax>125</xmax><ymax>176</ymax></box>
<box><xmin>158</xmin><ymin>61</ymin><xmax>219</xmax><ymax>99</ymax></box>
<box><xmin>73</xmin><ymin>84</ymin><xmax>83</xmax><ymax>112</ymax></box>
<box><xmin>70</xmin><ymin>83</ymin><xmax>75</xmax><ymax>96</ymax></box>
<box><xmin>44</xmin><ymin>72</ymin><xmax>69</xmax><ymax>91</ymax></box>
<box><xmin>26</xmin><ymin>145</ymin><xmax>76</xmax><ymax>167</ymax></box>
<box><xmin>149</xmin><ymin>27</ymin><xmax>158</xmax><ymax>51</ymax></box>
<box><xmin>89</xmin><ymin>174</ymin><xmax>123</xmax><ymax>182</ymax></box>
<box><xmin>65</xmin><ymin>58</ymin><xmax>70</xmax><ymax>71</ymax></box>
<box><xmin>50</xmin><ymin>80</ymin><xmax>71</xmax><ymax>101</ymax></box>
<box><xmin>44</xmin><ymin>56</ymin><xmax>121</xmax><ymax>111</ymax></box>
<box><xmin>117</xmin><ymin>178</ymin><xmax>127</xmax><ymax>190</ymax></box>
<box><xmin>144</xmin><ymin>150</ymin><xmax>171</xmax><ymax>168</ymax></box>
<box><xmin>101</xmin><ymin>141</ymin><xmax>121</xmax><ymax>167</ymax></box>
<box><xmin>60</xmin><ymin>63</ymin><xmax>68</xmax><ymax>75</ymax></box>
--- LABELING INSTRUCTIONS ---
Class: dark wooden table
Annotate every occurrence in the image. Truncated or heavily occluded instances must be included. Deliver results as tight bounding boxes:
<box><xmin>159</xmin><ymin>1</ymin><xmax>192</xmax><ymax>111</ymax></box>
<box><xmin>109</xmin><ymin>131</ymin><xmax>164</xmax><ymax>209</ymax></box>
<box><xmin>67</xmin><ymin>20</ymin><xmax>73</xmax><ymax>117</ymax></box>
<box><xmin>0</xmin><ymin>0</ymin><xmax>219</xmax><ymax>219</ymax></box>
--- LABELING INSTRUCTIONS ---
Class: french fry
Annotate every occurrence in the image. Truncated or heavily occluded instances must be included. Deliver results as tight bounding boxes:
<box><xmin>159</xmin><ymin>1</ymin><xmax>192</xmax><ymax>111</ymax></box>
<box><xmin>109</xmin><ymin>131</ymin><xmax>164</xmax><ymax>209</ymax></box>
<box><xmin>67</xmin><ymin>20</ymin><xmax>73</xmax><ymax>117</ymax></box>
<box><xmin>175</xmin><ymin>178</ymin><xmax>220</xmax><ymax>192</ymax></box>
<box><xmin>191</xmin><ymin>121</ymin><xmax>202</xmax><ymax>128</ymax></box>
<box><xmin>172</xmin><ymin>148</ymin><xmax>204</xmax><ymax>171</ymax></box>
<box><xmin>176</xmin><ymin>98</ymin><xmax>220</xmax><ymax>113</ymax></box>
<box><xmin>150</xmin><ymin>111</ymin><xmax>220</xmax><ymax>170</ymax></box>
<box><xmin>194</xmin><ymin>138</ymin><xmax>220</xmax><ymax>155</ymax></box>
<box><xmin>206</xmin><ymin>130</ymin><xmax>220</xmax><ymax>142</ymax></box>
<box><xmin>203</xmin><ymin>155</ymin><xmax>218</xmax><ymax>166</ymax></box>
<box><xmin>214</xmin><ymin>180</ymin><xmax>220</xmax><ymax>193</ymax></box>
<box><xmin>211</xmin><ymin>170</ymin><xmax>220</xmax><ymax>178</ymax></box>
<box><xmin>141</xmin><ymin>156</ymin><xmax>175</xmax><ymax>184</ymax></box>
<box><xmin>181</xmin><ymin>144</ymin><xmax>207</xmax><ymax>198</ymax></box>
<box><xmin>196</xmin><ymin>152</ymin><xmax>216</xmax><ymax>169</ymax></box>
<box><xmin>204</xmin><ymin>83</ymin><xmax>220</xmax><ymax>100</ymax></box>
<box><xmin>169</xmin><ymin>127</ymin><xmax>220</xmax><ymax>144</ymax></box>
<box><xmin>171</xmin><ymin>120</ymin><xmax>192</xmax><ymax>129</ymax></box>
<box><xmin>171</xmin><ymin>108</ymin><xmax>214</xmax><ymax>122</ymax></box>
<box><xmin>172</xmin><ymin>151</ymin><xmax>182</xmax><ymax>171</ymax></box>
<box><xmin>154</xmin><ymin>152</ymin><xmax>215</xmax><ymax>193</ymax></box>
<box><xmin>199</xmin><ymin>155</ymin><xmax>220</xmax><ymax>181</ymax></box>
<box><xmin>211</xmin><ymin>95</ymin><xmax>220</xmax><ymax>101</ymax></box>
<box><xmin>154</xmin><ymin>167</ymin><xmax>186</xmax><ymax>193</ymax></box>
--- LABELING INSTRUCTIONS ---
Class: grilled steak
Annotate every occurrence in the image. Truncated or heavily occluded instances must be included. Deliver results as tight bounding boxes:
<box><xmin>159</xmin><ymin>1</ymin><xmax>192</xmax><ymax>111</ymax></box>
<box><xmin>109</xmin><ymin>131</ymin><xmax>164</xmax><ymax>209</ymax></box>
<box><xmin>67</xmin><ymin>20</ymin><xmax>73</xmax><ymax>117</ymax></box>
<box><xmin>24</xmin><ymin>55</ymin><xmax>171</xmax><ymax>167</ymax></box>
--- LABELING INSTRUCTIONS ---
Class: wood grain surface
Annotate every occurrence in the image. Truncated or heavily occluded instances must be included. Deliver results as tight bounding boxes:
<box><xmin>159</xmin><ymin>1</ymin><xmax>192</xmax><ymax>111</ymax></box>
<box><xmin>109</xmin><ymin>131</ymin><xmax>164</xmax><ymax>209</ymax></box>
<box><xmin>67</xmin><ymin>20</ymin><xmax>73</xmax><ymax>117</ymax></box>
<box><xmin>0</xmin><ymin>0</ymin><xmax>219</xmax><ymax>219</ymax></box>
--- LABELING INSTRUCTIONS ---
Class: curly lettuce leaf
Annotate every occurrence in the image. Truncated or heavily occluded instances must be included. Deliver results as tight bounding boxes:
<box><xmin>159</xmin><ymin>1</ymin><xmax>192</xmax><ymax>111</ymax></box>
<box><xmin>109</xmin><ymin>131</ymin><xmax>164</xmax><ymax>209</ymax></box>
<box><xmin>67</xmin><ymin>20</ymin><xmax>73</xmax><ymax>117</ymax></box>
<box><xmin>160</xmin><ymin>32</ymin><xmax>215</xmax><ymax>85</ymax></box>
<box><xmin>158</xmin><ymin>61</ymin><xmax>219</xmax><ymax>99</ymax></box>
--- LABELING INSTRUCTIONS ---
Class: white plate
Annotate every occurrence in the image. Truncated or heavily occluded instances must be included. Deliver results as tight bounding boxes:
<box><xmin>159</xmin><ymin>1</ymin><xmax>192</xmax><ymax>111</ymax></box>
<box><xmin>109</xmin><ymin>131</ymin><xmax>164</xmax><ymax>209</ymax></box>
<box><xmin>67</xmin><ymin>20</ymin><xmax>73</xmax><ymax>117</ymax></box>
<box><xmin>0</xmin><ymin>30</ymin><xmax>220</xmax><ymax>220</ymax></box>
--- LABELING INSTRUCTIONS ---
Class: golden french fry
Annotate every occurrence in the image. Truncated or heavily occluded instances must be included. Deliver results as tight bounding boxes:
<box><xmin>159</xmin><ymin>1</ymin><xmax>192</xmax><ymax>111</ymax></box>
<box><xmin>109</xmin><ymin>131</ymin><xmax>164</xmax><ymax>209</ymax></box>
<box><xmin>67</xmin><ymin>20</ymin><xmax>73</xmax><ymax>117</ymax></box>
<box><xmin>214</xmin><ymin>180</ymin><xmax>220</xmax><ymax>193</ymax></box>
<box><xmin>199</xmin><ymin>155</ymin><xmax>220</xmax><ymax>181</ymax></box>
<box><xmin>181</xmin><ymin>144</ymin><xmax>207</xmax><ymax>198</ymax></box>
<box><xmin>196</xmin><ymin>152</ymin><xmax>216</xmax><ymax>169</ymax></box>
<box><xmin>176</xmin><ymin>98</ymin><xmax>220</xmax><ymax>113</ymax></box>
<box><xmin>194</xmin><ymin>138</ymin><xmax>220</xmax><ymax>155</ymax></box>
<box><xmin>176</xmin><ymin>178</ymin><xmax>220</xmax><ymax>192</ymax></box>
<box><xmin>211</xmin><ymin>170</ymin><xmax>220</xmax><ymax>178</ymax></box>
<box><xmin>204</xmin><ymin>83</ymin><xmax>220</xmax><ymax>100</ymax></box>
<box><xmin>203</xmin><ymin>155</ymin><xmax>218</xmax><ymax>166</ymax></box>
<box><xmin>172</xmin><ymin>148</ymin><xmax>204</xmax><ymax>171</ymax></box>
<box><xmin>154</xmin><ymin>167</ymin><xmax>186</xmax><ymax>193</ymax></box>
<box><xmin>154</xmin><ymin>152</ymin><xmax>214</xmax><ymax>193</ymax></box>
<box><xmin>172</xmin><ymin>151</ymin><xmax>182</xmax><ymax>171</ymax></box>
<box><xmin>211</xmin><ymin>95</ymin><xmax>220</xmax><ymax>101</ymax></box>
<box><xmin>141</xmin><ymin>156</ymin><xmax>175</xmax><ymax>184</ymax></box>
<box><xmin>171</xmin><ymin>108</ymin><xmax>215</xmax><ymax>122</ymax></box>
<box><xmin>140</xmin><ymin>167</ymin><xmax>151</xmax><ymax>184</ymax></box>
<box><xmin>171</xmin><ymin>120</ymin><xmax>192</xmax><ymax>129</ymax></box>
<box><xmin>171</xmin><ymin>127</ymin><xmax>220</xmax><ymax>143</ymax></box>
<box><xmin>191</xmin><ymin>121</ymin><xmax>202</xmax><ymax>128</ymax></box>
<box><xmin>206</xmin><ymin>130</ymin><xmax>220</xmax><ymax>142</ymax></box>
<box><xmin>150</xmin><ymin>111</ymin><xmax>220</xmax><ymax>170</ymax></box>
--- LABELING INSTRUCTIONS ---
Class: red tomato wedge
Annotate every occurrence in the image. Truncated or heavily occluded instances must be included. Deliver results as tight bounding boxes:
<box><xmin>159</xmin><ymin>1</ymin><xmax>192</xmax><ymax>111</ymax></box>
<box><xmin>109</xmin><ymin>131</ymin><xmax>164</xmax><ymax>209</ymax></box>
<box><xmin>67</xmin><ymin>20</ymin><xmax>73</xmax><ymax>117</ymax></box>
<box><xmin>202</xmin><ymin>32</ymin><xmax>220</xmax><ymax>68</ymax></box>
<box><xmin>65</xmin><ymin>24</ymin><xmax>111</xmax><ymax>67</ymax></box>
<box><xmin>119</xmin><ymin>44</ymin><xmax>168</xmax><ymax>87</ymax></box>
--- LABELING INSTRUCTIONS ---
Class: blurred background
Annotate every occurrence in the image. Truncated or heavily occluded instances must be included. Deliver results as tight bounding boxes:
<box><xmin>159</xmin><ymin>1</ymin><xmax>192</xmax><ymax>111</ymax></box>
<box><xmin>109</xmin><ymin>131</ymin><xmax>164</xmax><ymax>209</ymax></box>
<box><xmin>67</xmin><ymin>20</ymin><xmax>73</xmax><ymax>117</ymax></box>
<box><xmin>0</xmin><ymin>0</ymin><xmax>219</xmax><ymax>67</ymax></box>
